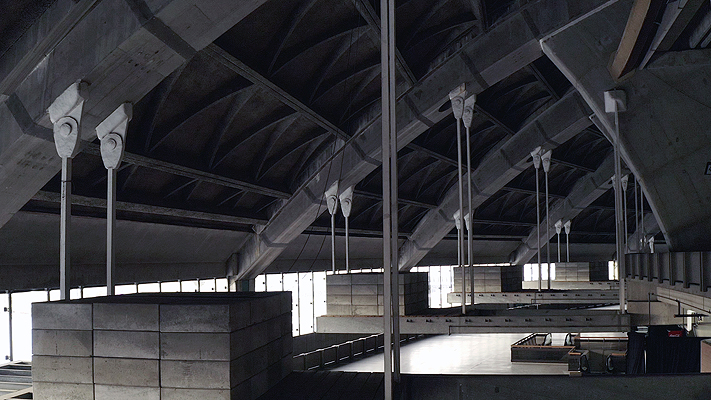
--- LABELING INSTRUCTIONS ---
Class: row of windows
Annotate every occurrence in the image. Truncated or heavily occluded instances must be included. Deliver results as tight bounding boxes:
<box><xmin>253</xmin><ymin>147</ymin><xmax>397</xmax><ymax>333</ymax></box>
<box><xmin>1</xmin><ymin>263</ymin><xmax>618</xmax><ymax>361</ymax></box>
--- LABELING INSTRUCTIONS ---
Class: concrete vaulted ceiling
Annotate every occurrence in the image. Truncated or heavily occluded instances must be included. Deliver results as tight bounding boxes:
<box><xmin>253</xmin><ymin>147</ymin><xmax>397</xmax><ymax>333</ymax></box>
<box><xmin>5</xmin><ymin>0</ymin><xmax>708</xmax><ymax>289</ymax></box>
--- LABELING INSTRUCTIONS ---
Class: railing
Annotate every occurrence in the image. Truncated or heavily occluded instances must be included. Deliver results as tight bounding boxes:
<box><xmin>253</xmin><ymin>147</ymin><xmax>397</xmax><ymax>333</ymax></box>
<box><xmin>292</xmin><ymin>334</ymin><xmax>424</xmax><ymax>371</ymax></box>
<box><xmin>510</xmin><ymin>333</ymin><xmax>575</xmax><ymax>363</ymax></box>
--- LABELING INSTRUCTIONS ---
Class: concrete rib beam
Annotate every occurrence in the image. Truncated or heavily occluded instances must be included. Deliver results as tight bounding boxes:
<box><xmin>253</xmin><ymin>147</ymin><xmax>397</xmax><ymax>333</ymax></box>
<box><xmin>398</xmin><ymin>90</ymin><xmax>592</xmax><ymax>271</ymax></box>
<box><xmin>508</xmin><ymin>153</ymin><xmax>615</xmax><ymax>266</ymax></box>
<box><xmin>236</xmin><ymin>0</ymin><xmax>612</xmax><ymax>279</ymax></box>
<box><xmin>0</xmin><ymin>0</ymin><xmax>270</xmax><ymax>230</ymax></box>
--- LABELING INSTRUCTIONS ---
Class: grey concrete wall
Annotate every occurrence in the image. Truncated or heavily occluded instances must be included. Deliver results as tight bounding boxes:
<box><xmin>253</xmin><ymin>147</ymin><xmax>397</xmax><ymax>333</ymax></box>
<box><xmin>554</xmin><ymin>262</ymin><xmax>590</xmax><ymax>282</ymax></box>
<box><xmin>32</xmin><ymin>293</ymin><xmax>291</xmax><ymax>400</ymax></box>
<box><xmin>453</xmin><ymin>266</ymin><xmax>503</xmax><ymax>293</ymax></box>
<box><xmin>326</xmin><ymin>273</ymin><xmax>428</xmax><ymax>316</ymax></box>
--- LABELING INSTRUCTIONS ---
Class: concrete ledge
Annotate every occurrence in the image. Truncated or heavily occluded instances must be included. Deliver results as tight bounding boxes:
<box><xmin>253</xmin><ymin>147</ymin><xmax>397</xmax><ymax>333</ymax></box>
<box><xmin>32</xmin><ymin>356</ymin><xmax>93</xmax><ymax>384</ymax></box>
<box><xmin>161</xmin><ymin>388</ymin><xmax>230</xmax><ymax>400</ymax></box>
<box><xmin>93</xmin><ymin>358</ymin><xmax>159</xmax><ymax>386</ymax></box>
<box><xmin>32</xmin><ymin>303</ymin><xmax>92</xmax><ymax>330</ymax></box>
<box><xmin>93</xmin><ymin>303</ymin><xmax>159</xmax><ymax>331</ymax></box>
<box><xmin>94</xmin><ymin>330</ymin><xmax>160</xmax><ymax>359</ymax></box>
<box><xmin>32</xmin><ymin>381</ymin><xmax>94</xmax><ymax>400</ymax></box>
<box><xmin>160</xmin><ymin>360</ymin><xmax>230</xmax><ymax>389</ymax></box>
<box><xmin>161</xmin><ymin>332</ymin><xmax>230</xmax><ymax>361</ymax></box>
<box><xmin>32</xmin><ymin>329</ymin><xmax>92</xmax><ymax>356</ymax></box>
<box><xmin>94</xmin><ymin>384</ymin><xmax>160</xmax><ymax>400</ymax></box>
<box><xmin>161</xmin><ymin>304</ymin><xmax>231</xmax><ymax>332</ymax></box>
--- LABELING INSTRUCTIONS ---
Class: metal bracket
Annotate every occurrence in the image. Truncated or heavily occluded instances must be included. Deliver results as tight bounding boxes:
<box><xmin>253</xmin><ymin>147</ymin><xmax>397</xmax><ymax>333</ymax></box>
<box><xmin>555</xmin><ymin>220</ymin><xmax>563</xmax><ymax>235</ymax></box>
<box><xmin>96</xmin><ymin>103</ymin><xmax>132</xmax><ymax>170</ymax></box>
<box><xmin>325</xmin><ymin>181</ymin><xmax>339</xmax><ymax>215</ymax></box>
<box><xmin>531</xmin><ymin>146</ymin><xmax>542</xmax><ymax>170</ymax></box>
<box><xmin>604</xmin><ymin>90</ymin><xmax>627</xmax><ymax>113</ymax></box>
<box><xmin>449</xmin><ymin>84</ymin><xmax>466</xmax><ymax>120</ymax></box>
<box><xmin>541</xmin><ymin>150</ymin><xmax>552</xmax><ymax>173</ymax></box>
<box><xmin>48</xmin><ymin>81</ymin><xmax>88</xmax><ymax>158</ymax></box>
<box><xmin>453</xmin><ymin>209</ymin><xmax>462</xmax><ymax>230</ymax></box>
<box><xmin>564</xmin><ymin>220</ymin><xmax>571</xmax><ymax>235</ymax></box>
<box><xmin>462</xmin><ymin>95</ymin><xmax>476</xmax><ymax>128</ymax></box>
<box><xmin>339</xmin><ymin>186</ymin><xmax>354</xmax><ymax>218</ymax></box>
<box><xmin>464</xmin><ymin>212</ymin><xmax>471</xmax><ymax>232</ymax></box>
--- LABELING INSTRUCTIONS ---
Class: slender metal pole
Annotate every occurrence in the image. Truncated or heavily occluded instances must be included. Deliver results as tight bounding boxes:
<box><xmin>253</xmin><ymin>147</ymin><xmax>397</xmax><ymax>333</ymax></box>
<box><xmin>623</xmin><ymin>185</ymin><xmax>628</xmax><ymax>251</ymax></box>
<box><xmin>557</xmin><ymin>232</ymin><xmax>561</xmax><ymax>263</ymax></box>
<box><xmin>331</xmin><ymin>213</ymin><xmax>336</xmax><ymax>273</ymax></box>
<box><xmin>7</xmin><ymin>291</ymin><xmax>12</xmax><ymax>362</ymax></box>
<box><xmin>566</xmin><ymin>231</ymin><xmax>570</xmax><ymax>263</ymax></box>
<box><xmin>545</xmin><ymin>171</ymin><xmax>550</xmax><ymax>290</ymax></box>
<box><xmin>613</xmin><ymin>105</ymin><xmax>626</xmax><ymax>313</ymax></box>
<box><xmin>634</xmin><ymin>176</ymin><xmax>639</xmax><ymax>250</ymax></box>
<box><xmin>60</xmin><ymin>157</ymin><xmax>72</xmax><ymax>301</ymax></box>
<box><xmin>535</xmin><ymin>167</ymin><xmax>541</xmax><ymax>292</ymax></box>
<box><xmin>107</xmin><ymin>167</ymin><xmax>117</xmax><ymax>295</ymax></box>
<box><xmin>381</xmin><ymin>0</ymin><xmax>399</xmax><ymax>393</ymax></box>
<box><xmin>466</xmin><ymin>125</ymin><xmax>473</xmax><ymax>307</ymax></box>
<box><xmin>640</xmin><ymin>190</ymin><xmax>645</xmax><ymax>251</ymax></box>
<box><xmin>345</xmin><ymin>216</ymin><xmax>350</xmax><ymax>273</ymax></box>
<box><xmin>456</xmin><ymin>119</ymin><xmax>465</xmax><ymax>314</ymax></box>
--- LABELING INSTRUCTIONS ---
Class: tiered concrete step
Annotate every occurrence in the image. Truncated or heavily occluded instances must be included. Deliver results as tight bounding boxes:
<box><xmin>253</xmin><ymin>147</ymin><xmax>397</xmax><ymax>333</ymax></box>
<box><xmin>326</xmin><ymin>273</ymin><xmax>428</xmax><ymax>316</ymax></box>
<box><xmin>32</xmin><ymin>293</ymin><xmax>292</xmax><ymax>400</ymax></box>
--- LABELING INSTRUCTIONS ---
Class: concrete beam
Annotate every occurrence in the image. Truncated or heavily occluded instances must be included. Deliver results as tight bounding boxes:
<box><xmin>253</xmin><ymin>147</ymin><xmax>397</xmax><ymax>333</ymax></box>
<box><xmin>30</xmin><ymin>190</ymin><xmax>267</xmax><ymax>227</ymax></box>
<box><xmin>398</xmin><ymin>91</ymin><xmax>592</xmax><ymax>271</ymax></box>
<box><xmin>83</xmin><ymin>143</ymin><xmax>291</xmax><ymax>199</ymax></box>
<box><xmin>0</xmin><ymin>0</ymin><xmax>269</xmax><ymax>230</ymax></box>
<box><xmin>316</xmin><ymin>311</ymin><xmax>630</xmax><ymax>334</ymax></box>
<box><xmin>542</xmin><ymin>1</ymin><xmax>711</xmax><ymax>251</ymax></box>
<box><xmin>609</xmin><ymin>0</ymin><xmax>666</xmax><ymax>79</ymax></box>
<box><xmin>236</xmin><ymin>0</ymin><xmax>612</xmax><ymax>279</ymax></box>
<box><xmin>509</xmin><ymin>153</ymin><xmax>615</xmax><ymax>265</ymax></box>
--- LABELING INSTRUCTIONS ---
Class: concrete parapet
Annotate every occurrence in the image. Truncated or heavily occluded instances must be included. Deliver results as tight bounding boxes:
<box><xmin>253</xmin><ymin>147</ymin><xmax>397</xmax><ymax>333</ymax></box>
<box><xmin>326</xmin><ymin>272</ymin><xmax>428</xmax><ymax>316</ymax></box>
<box><xmin>32</xmin><ymin>293</ymin><xmax>292</xmax><ymax>400</ymax></box>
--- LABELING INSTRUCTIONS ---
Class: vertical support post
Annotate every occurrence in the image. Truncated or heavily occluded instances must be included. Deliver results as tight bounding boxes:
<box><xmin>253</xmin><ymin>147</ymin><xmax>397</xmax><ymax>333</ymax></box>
<box><xmin>325</xmin><ymin>181</ymin><xmax>339</xmax><ymax>273</ymax></box>
<box><xmin>340</xmin><ymin>187</ymin><xmax>354</xmax><ymax>273</ymax></box>
<box><xmin>7</xmin><ymin>291</ymin><xmax>12</xmax><ymax>362</ymax></box>
<box><xmin>107</xmin><ymin>168</ymin><xmax>117</xmax><ymax>295</ymax></box>
<box><xmin>621</xmin><ymin>175</ymin><xmax>628</xmax><ymax>252</ymax></box>
<box><xmin>381</xmin><ymin>0</ymin><xmax>400</xmax><ymax>394</ymax></box>
<box><xmin>331</xmin><ymin>213</ymin><xmax>336</xmax><ymax>272</ymax></box>
<box><xmin>60</xmin><ymin>158</ymin><xmax>72</xmax><ymax>300</ymax></box>
<box><xmin>96</xmin><ymin>103</ymin><xmax>132</xmax><ymax>296</ymax></box>
<box><xmin>542</xmin><ymin>150</ymin><xmax>552</xmax><ymax>289</ymax></box>
<box><xmin>454</xmin><ymin>210</ymin><xmax>463</xmax><ymax>308</ymax></box>
<box><xmin>449</xmin><ymin>85</ymin><xmax>466</xmax><ymax>315</ymax></box>
<box><xmin>641</xmin><ymin>190</ymin><xmax>646</xmax><ymax>251</ymax></box>
<box><xmin>555</xmin><ymin>220</ymin><xmax>563</xmax><ymax>263</ymax></box>
<box><xmin>605</xmin><ymin>90</ymin><xmax>627</xmax><ymax>314</ymax></box>
<box><xmin>564</xmin><ymin>221</ymin><xmax>571</xmax><ymax>263</ymax></box>
<box><xmin>634</xmin><ymin>176</ymin><xmax>639</xmax><ymax>250</ymax></box>
<box><xmin>49</xmin><ymin>83</ymin><xmax>87</xmax><ymax>301</ymax></box>
<box><xmin>531</xmin><ymin>148</ymin><xmax>542</xmax><ymax>291</ymax></box>
<box><xmin>463</xmin><ymin>95</ymin><xmax>476</xmax><ymax>306</ymax></box>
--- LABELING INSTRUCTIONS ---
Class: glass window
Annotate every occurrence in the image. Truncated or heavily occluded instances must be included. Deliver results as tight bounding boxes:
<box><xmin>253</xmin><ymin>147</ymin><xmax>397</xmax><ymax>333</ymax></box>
<box><xmin>11</xmin><ymin>290</ymin><xmax>49</xmax><ymax>361</ymax></box>
<box><xmin>180</xmin><ymin>280</ymin><xmax>198</xmax><ymax>293</ymax></box>
<box><xmin>115</xmin><ymin>284</ymin><xmax>137</xmax><ymax>295</ymax></box>
<box><xmin>83</xmin><ymin>286</ymin><xmax>107</xmax><ymax>298</ymax></box>
<box><xmin>255</xmin><ymin>275</ymin><xmax>266</xmax><ymax>292</ymax></box>
<box><xmin>299</xmin><ymin>273</ymin><xmax>314</xmax><ymax>335</ymax></box>
<box><xmin>199</xmin><ymin>279</ymin><xmax>216</xmax><ymax>292</ymax></box>
<box><xmin>215</xmin><ymin>278</ymin><xmax>229</xmax><ymax>292</ymax></box>
<box><xmin>138</xmin><ymin>282</ymin><xmax>160</xmax><ymax>293</ymax></box>
<box><xmin>160</xmin><ymin>281</ymin><xmax>181</xmax><ymax>293</ymax></box>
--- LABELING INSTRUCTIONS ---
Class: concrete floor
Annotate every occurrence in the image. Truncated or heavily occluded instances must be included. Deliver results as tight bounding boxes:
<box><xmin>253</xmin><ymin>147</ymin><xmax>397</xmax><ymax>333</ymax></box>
<box><xmin>332</xmin><ymin>333</ymin><xmax>569</xmax><ymax>375</ymax></box>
